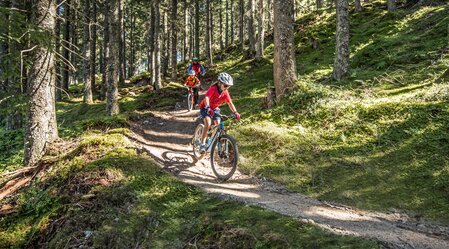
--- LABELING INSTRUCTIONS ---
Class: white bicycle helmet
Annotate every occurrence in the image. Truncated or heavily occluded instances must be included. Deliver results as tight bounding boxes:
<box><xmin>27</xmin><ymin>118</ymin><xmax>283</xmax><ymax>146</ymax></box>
<box><xmin>188</xmin><ymin>69</ymin><xmax>196</xmax><ymax>76</ymax></box>
<box><xmin>217</xmin><ymin>72</ymin><xmax>233</xmax><ymax>86</ymax></box>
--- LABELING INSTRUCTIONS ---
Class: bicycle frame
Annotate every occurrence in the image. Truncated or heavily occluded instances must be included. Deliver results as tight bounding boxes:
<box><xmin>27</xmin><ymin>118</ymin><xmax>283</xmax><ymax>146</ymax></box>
<box><xmin>206</xmin><ymin>120</ymin><xmax>226</xmax><ymax>153</ymax></box>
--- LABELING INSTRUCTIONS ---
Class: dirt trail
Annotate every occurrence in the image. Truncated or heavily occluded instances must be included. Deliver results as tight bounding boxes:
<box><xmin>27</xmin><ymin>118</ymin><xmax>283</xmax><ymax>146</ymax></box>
<box><xmin>127</xmin><ymin>104</ymin><xmax>449</xmax><ymax>249</ymax></box>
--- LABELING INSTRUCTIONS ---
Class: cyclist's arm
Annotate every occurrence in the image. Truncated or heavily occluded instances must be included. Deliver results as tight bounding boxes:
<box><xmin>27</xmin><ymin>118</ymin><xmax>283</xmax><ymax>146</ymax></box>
<box><xmin>187</xmin><ymin>65</ymin><xmax>192</xmax><ymax>73</ymax></box>
<box><xmin>203</xmin><ymin>96</ymin><xmax>210</xmax><ymax>107</ymax></box>
<box><xmin>227</xmin><ymin>100</ymin><xmax>237</xmax><ymax>114</ymax></box>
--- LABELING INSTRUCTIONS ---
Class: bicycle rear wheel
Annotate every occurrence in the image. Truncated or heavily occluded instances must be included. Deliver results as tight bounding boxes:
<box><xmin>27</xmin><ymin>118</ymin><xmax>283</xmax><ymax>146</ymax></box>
<box><xmin>192</xmin><ymin>124</ymin><xmax>206</xmax><ymax>160</ymax></box>
<box><xmin>187</xmin><ymin>92</ymin><xmax>193</xmax><ymax>111</ymax></box>
<box><xmin>210</xmin><ymin>135</ymin><xmax>238</xmax><ymax>181</ymax></box>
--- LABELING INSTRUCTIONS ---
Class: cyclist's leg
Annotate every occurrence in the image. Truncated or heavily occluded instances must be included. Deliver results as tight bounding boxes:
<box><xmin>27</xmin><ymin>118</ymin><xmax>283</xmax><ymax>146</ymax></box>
<box><xmin>193</xmin><ymin>87</ymin><xmax>199</xmax><ymax>105</ymax></box>
<box><xmin>200</xmin><ymin>108</ymin><xmax>211</xmax><ymax>144</ymax></box>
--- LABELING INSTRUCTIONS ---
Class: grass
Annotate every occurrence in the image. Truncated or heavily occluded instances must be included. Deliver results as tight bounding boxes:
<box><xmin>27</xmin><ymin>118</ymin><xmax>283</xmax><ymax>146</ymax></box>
<box><xmin>211</xmin><ymin>4</ymin><xmax>449</xmax><ymax>221</ymax></box>
<box><xmin>0</xmin><ymin>130</ymin><xmax>378</xmax><ymax>248</ymax></box>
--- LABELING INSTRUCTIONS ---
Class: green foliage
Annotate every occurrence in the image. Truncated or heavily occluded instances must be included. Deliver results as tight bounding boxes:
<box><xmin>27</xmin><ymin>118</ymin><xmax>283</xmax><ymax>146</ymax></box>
<box><xmin>0</xmin><ymin>132</ymin><xmax>377</xmax><ymax>248</ymax></box>
<box><xmin>129</xmin><ymin>71</ymin><xmax>151</xmax><ymax>85</ymax></box>
<box><xmin>217</xmin><ymin>4</ymin><xmax>449</xmax><ymax>221</ymax></box>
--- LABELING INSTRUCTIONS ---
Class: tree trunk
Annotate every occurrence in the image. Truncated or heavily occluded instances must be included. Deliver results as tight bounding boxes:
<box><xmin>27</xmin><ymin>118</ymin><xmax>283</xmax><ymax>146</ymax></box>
<box><xmin>355</xmin><ymin>0</ymin><xmax>363</xmax><ymax>12</ymax></box>
<box><xmin>219</xmin><ymin>0</ymin><xmax>224</xmax><ymax>50</ymax></box>
<box><xmin>100</xmin><ymin>1</ymin><xmax>109</xmax><ymax>101</ymax></box>
<box><xmin>162</xmin><ymin>8</ymin><xmax>169</xmax><ymax>77</ymax></box>
<box><xmin>387</xmin><ymin>0</ymin><xmax>396</xmax><ymax>11</ymax></box>
<box><xmin>90</xmin><ymin>0</ymin><xmax>97</xmax><ymax>95</ymax></box>
<box><xmin>106</xmin><ymin>0</ymin><xmax>120</xmax><ymax>115</ymax></box>
<box><xmin>255</xmin><ymin>0</ymin><xmax>265</xmax><ymax>60</ymax></box>
<box><xmin>154</xmin><ymin>1</ymin><xmax>162</xmax><ymax>89</ymax></box>
<box><xmin>149</xmin><ymin>5</ymin><xmax>155</xmax><ymax>85</ymax></box>
<box><xmin>267</xmin><ymin>0</ymin><xmax>272</xmax><ymax>32</ymax></box>
<box><xmin>248</xmin><ymin>0</ymin><xmax>256</xmax><ymax>58</ymax></box>
<box><xmin>316</xmin><ymin>0</ymin><xmax>323</xmax><ymax>9</ymax></box>
<box><xmin>55</xmin><ymin>0</ymin><xmax>62</xmax><ymax>101</ymax></box>
<box><xmin>206</xmin><ymin>0</ymin><xmax>213</xmax><ymax>65</ymax></box>
<box><xmin>225</xmin><ymin>0</ymin><xmax>229</xmax><ymax>47</ymax></box>
<box><xmin>70</xmin><ymin>0</ymin><xmax>77</xmax><ymax>86</ymax></box>
<box><xmin>171</xmin><ymin>0</ymin><xmax>178</xmax><ymax>80</ymax></box>
<box><xmin>25</xmin><ymin>0</ymin><xmax>58</xmax><ymax>166</ymax></box>
<box><xmin>239</xmin><ymin>0</ymin><xmax>244</xmax><ymax>52</ymax></box>
<box><xmin>82</xmin><ymin>0</ymin><xmax>93</xmax><ymax>104</ymax></box>
<box><xmin>230</xmin><ymin>0</ymin><xmax>234</xmax><ymax>44</ymax></box>
<box><xmin>130</xmin><ymin>7</ymin><xmax>135</xmax><ymax>77</ymax></box>
<box><xmin>189</xmin><ymin>8</ymin><xmax>194</xmax><ymax>59</ymax></box>
<box><xmin>194</xmin><ymin>0</ymin><xmax>200</xmax><ymax>58</ymax></box>
<box><xmin>273</xmin><ymin>0</ymin><xmax>297</xmax><ymax>101</ymax></box>
<box><xmin>332</xmin><ymin>0</ymin><xmax>350</xmax><ymax>81</ymax></box>
<box><xmin>62</xmin><ymin>0</ymin><xmax>71</xmax><ymax>92</ymax></box>
<box><xmin>183</xmin><ymin>0</ymin><xmax>188</xmax><ymax>62</ymax></box>
<box><xmin>118</xmin><ymin>0</ymin><xmax>125</xmax><ymax>82</ymax></box>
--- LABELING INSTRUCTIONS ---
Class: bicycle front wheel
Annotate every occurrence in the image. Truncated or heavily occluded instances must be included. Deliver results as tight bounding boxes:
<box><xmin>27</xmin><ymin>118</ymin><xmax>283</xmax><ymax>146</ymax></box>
<box><xmin>187</xmin><ymin>92</ymin><xmax>193</xmax><ymax>111</ymax></box>
<box><xmin>192</xmin><ymin>124</ymin><xmax>206</xmax><ymax>160</ymax></box>
<box><xmin>210</xmin><ymin>135</ymin><xmax>238</xmax><ymax>181</ymax></box>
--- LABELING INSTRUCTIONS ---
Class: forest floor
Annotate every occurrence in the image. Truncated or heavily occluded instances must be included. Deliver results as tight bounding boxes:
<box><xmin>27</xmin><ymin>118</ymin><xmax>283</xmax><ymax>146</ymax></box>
<box><xmin>125</xmin><ymin>87</ymin><xmax>449</xmax><ymax>249</ymax></box>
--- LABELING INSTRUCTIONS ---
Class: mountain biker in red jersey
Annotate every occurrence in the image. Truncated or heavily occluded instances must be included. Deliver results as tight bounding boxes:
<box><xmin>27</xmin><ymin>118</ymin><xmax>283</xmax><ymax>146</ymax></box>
<box><xmin>198</xmin><ymin>72</ymin><xmax>240</xmax><ymax>153</ymax></box>
<box><xmin>184</xmin><ymin>70</ymin><xmax>201</xmax><ymax>106</ymax></box>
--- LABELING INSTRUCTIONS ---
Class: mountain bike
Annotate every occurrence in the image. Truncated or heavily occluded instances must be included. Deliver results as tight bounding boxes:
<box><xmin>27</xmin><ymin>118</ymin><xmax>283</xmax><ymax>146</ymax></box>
<box><xmin>186</xmin><ymin>85</ymin><xmax>200</xmax><ymax>112</ymax></box>
<box><xmin>192</xmin><ymin>114</ymin><xmax>239</xmax><ymax>181</ymax></box>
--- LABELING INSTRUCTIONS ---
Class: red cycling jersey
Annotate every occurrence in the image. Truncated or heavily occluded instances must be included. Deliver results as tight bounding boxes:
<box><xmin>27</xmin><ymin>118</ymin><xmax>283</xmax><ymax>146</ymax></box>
<box><xmin>199</xmin><ymin>84</ymin><xmax>231</xmax><ymax>109</ymax></box>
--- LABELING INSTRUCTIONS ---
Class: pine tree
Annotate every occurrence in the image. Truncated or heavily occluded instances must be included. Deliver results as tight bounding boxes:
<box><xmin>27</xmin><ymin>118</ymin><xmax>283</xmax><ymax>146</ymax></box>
<box><xmin>332</xmin><ymin>0</ymin><xmax>350</xmax><ymax>80</ymax></box>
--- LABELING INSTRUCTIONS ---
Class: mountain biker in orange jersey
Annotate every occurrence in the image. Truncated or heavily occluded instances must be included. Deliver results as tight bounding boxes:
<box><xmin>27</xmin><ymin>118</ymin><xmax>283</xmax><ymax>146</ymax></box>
<box><xmin>198</xmin><ymin>72</ymin><xmax>241</xmax><ymax>153</ymax></box>
<box><xmin>184</xmin><ymin>70</ymin><xmax>201</xmax><ymax>106</ymax></box>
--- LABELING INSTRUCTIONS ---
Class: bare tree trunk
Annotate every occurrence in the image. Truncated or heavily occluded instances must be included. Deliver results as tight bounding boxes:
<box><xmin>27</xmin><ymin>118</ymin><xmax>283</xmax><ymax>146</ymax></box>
<box><xmin>82</xmin><ymin>0</ymin><xmax>93</xmax><ymax>104</ymax></box>
<box><xmin>219</xmin><ymin>0</ymin><xmax>224</xmax><ymax>51</ymax></box>
<box><xmin>70</xmin><ymin>0</ymin><xmax>78</xmax><ymax>86</ymax></box>
<box><xmin>189</xmin><ymin>8</ymin><xmax>194</xmax><ymax>59</ymax></box>
<box><xmin>118</xmin><ymin>0</ymin><xmax>125</xmax><ymax>82</ymax></box>
<box><xmin>100</xmin><ymin>1</ymin><xmax>109</xmax><ymax>101</ymax></box>
<box><xmin>106</xmin><ymin>0</ymin><xmax>120</xmax><ymax>115</ymax></box>
<box><xmin>332</xmin><ymin>0</ymin><xmax>350</xmax><ymax>80</ymax></box>
<box><xmin>248</xmin><ymin>0</ymin><xmax>256</xmax><ymax>58</ymax></box>
<box><xmin>225</xmin><ymin>0</ymin><xmax>229</xmax><ymax>47</ymax></box>
<box><xmin>267</xmin><ymin>0</ymin><xmax>272</xmax><ymax>32</ymax></box>
<box><xmin>273</xmin><ymin>0</ymin><xmax>297</xmax><ymax>101</ymax></box>
<box><xmin>355</xmin><ymin>0</ymin><xmax>363</xmax><ymax>12</ymax></box>
<box><xmin>149</xmin><ymin>5</ymin><xmax>155</xmax><ymax>84</ymax></box>
<box><xmin>171</xmin><ymin>0</ymin><xmax>178</xmax><ymax>80</ymax></box>
<box><xmin>387</xmin><ymin>0</ymin><xmax>396</xmax><ymax>11</ymax></box>
<box><xmin>194</xmin><ymin>0</ymin><xmax>200</xmax><ymax>57</ymax></box>
<box><xmin>230</xmin><ymin>0</ymin><xmax>234</xmax><ymax>44</ymax></box>
<box><xmin>55</xmin><ymin>0</ymin><xmax>62</xmax><ymax>101</ymax></box>
<box><xmin>183</xmin><ymin>0</ymin><xmax>188</xmax><ymax>62</ymax></box>
<box><xmin>129</xmin><ymin>6</ymin><xmax>135</xmax><ymax>76</ymax></box>
<box><xmin>25</xmin><ymin>0</ymin><xmax>58</xmax><ymax>166</ymax></box>
<box><xmin>316</xmin><ymin>0</ymin><xmax>323</xmax><ymax>9</ymax></box>
<box><xmin>154</xmin><ymin>1</ymin><xmax>162</xmax><ymax>89</ymax></box>
<box><xmin>239</xmin><ymin>0</ymin><xmax>244</xmax><ymax>52</ymax></box>
<box><xmin>62</xmin><ymin>0</ymin><xmax>71</xmax><ymax>92</ymax></box>
<box><xmin>206</xmin><ymin>0</ymin><xmax>213</xmax><ymax>65</ymax></box>
<box><xmin>90</xmin><ymin>0</ymin><xmax>97</xmax><ymax>95</ymax></box>
<box><xmin>255</xmin><ymin>0</ymin><xmax>265</xmax><ymax>60</ymax></box>
<box><xmin>162</xmin><ymin>8</ymin><xmax>169</xmax><ymax>77</ymax></box>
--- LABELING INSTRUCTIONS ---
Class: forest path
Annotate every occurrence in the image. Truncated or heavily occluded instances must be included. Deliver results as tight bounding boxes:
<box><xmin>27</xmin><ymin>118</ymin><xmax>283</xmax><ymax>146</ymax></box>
<box><xmin>127</xmin><ymin>92</ymin><xmax>449</xmax><ymax>249</ymax></box>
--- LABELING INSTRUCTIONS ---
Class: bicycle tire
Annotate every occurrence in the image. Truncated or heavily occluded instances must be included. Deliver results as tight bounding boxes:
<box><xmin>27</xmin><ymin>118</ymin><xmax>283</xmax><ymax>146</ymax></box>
<box><xmin>192</xmin><ymin>124</ymin><xmax>206</xmax><ymax>160</ymax></box>
<box><xmin>210</xmin><ymin>134</ymin><xmax>238</xmax><ymax>181</ymax></box>
<box><xmin>187</xmin><ymin>92</ymin><xmax>193</xmax><ymax>111</ymax></box>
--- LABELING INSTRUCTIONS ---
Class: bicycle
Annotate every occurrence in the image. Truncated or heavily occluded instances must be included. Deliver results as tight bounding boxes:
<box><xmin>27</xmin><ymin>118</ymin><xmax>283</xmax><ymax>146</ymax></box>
<box><xmin>186</xmin><ymin>84</ymin><xmax>200</xmax><ymax>112</ymax></box>
<box><xmin>192</xmin><ymin>114</ymin><xmax>239</xmax><ymax>181</ymax></box>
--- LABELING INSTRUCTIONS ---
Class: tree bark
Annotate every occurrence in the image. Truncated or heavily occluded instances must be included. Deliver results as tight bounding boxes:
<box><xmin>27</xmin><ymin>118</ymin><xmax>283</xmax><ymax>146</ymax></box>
<box><xmin>332</xmin><ymin>0</ymin><xmax>350</xmax><ymax>81</ymax></box>
<box><xmin>118</xmin><ymin>0</ymin><xmax>125</xmax><ymax>82</ymax></box>
<box><xmin>62</xmin><ymin>0</ymin><xmax>71</xmax><ymax>92</ymax></box>
<box><xmin>248</xmin><ymin>0</ymin><xmax>256</xmax><ymax>58</ymax></box>
<box><xmin>25</xmin><ymin>0</ymin><xmax>58</xmax><ymax>166</ymax></box>
<box><xmin>100</xmin><ymin>0</ymin><xmax>109</xmax><ymax>100</ymax></box>
<box><xmin>106</xmin><ymin>0</ymin><xmax>120</xmax><ymax>115</ymax></box>
<box><xmin>55</xmin><ymin>0</ymin><xmax>62</xmax><ymax>101</ymax></box>
<box><xmin>194</xmin><ymin>0</ymin><xmax>200</xmax><ymax>58</ymax></box>
<box><xmin>90</xmin><ymin>0</ymin><xmax>97</xmax><ymax>95</ymax></box>
<box><xmin>206</xmin><ymin>0</ymin><xmax>213</xmax><ymax>65</ymax></box>
<box><xmin>273</xmin><ymin>0</ymin><xmax>297</xmax><ymax>101</ymax></box>
<box><xmin>225</xmin><ymin>0</ymin><xmax>229</xmax><ymax>47</ymax></box>
<box><xmin>219</xmin><ymin>0</ymin><xmax>224</xmax><ymax>50</ymax></box>
<box><xmin>255</xmin><ymin>0</ymin><xmax>265</xmax><ymax>60</ymax></box>
<box><xmin>69</xmin><ymin>0</ymin><xmax>78</xmax><ymax>86</ymax></box>
<box><xmin>239</xmin><ymin>0</ymin><xmax>244</xmax><ymax>52</ymax></box>
<box><xmin>183</xmin><ymin>0</ymin><xmax>188</xmax><ymax>62</ymax></box>
<box><xmin>171</xmin><ymin>0</ymin><xmax>178</xmax><ymax>80</ymax></box>
<box><xmin>149</xmin><ymin>5</ymin><xmax>155</xmax><ymax>84</ymax></box>
<box><xmin>267</xmin><ymin>0</ymin><xmax>272</xmax><ymax>32</ymax></box>
<box><xmin>230</xmin><ymin>0</ymin><xmax>234</xmax><ymax>44</ymax></box>
<box><xmin>82</xmin><ymin>0</ymin><xmax>93</xmax><ymax>104</ymax></box>
<box><xmin>316</xmin><ymin>0</ymin><xmax>323</xmax><ymax>9</ymax></box>
<box><xmin>154</xmin><ymin>1</ymin><xmax>162</xmax><ymax>89</ymax></box>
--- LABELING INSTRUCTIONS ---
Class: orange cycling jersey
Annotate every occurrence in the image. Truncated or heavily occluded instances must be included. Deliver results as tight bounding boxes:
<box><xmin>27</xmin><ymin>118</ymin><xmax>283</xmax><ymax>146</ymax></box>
<box><xmin>184</xmin><ymin>75</ymin><xmax>200</xmax><ymax>87</ymax></box>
